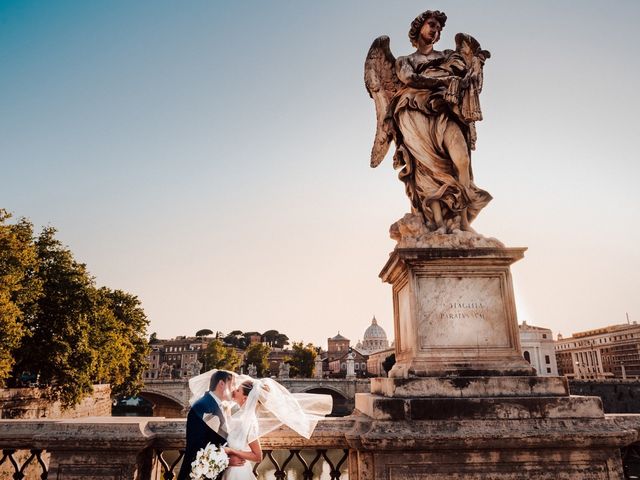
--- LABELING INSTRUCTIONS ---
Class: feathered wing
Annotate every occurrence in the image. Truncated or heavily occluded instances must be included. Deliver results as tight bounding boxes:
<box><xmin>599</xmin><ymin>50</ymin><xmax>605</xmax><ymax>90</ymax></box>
<box><xmin>364</xmin><ymin>36</ymin><xmax>402</xmax><ymax>168</ymax></box>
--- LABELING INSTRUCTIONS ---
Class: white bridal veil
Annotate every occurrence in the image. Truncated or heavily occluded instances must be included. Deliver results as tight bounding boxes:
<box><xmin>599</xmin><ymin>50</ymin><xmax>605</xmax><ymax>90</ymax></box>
<box><xmin>188</xmin><ymin>370</ymin><xmax>333</xmax><ymax>443</ymax></box>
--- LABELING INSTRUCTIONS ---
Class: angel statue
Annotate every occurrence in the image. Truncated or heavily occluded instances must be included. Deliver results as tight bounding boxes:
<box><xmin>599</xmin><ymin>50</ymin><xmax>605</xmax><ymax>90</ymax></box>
<box><xmin>365</xmin><ymin>10</ymin><xmax>492</xmax><ymax>235</ymax></box>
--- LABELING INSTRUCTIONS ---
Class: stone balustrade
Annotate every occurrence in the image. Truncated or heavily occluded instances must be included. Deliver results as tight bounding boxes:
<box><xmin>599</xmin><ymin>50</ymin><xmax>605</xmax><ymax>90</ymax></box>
<box><xmin>4</xmin><ymin>414</ymin><xmax>640</xmax><ymax>479</ymax></box>
<box><xmin>0</xmin><ymin>416</ymin><xmax>353</xmax><ymax>479</ymax></box>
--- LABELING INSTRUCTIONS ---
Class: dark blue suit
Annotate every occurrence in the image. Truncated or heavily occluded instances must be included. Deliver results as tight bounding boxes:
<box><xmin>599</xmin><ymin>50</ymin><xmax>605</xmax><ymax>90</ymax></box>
<box><xmin>177</xmin><ymin>393</ymin><xmax>228</xmax><ymax>480</ymax></box>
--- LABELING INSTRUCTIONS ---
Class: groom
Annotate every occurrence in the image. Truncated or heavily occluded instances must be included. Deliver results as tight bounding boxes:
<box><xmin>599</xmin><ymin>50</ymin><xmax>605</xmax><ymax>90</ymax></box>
<box><xmin>177</xmin><ymin>370</ymin><xmax>245</xmax><ymax>480</ymax></box>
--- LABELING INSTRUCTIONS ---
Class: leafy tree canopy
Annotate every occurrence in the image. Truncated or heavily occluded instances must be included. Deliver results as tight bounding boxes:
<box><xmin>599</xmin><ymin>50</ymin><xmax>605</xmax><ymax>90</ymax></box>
<box><xmin>200</xmin><ymin>339</ymin><xmax>241</xmax><ymax>373</ymax></box>
<box><xmin>195</xmin><ymin>329</ymin><xmax>213</xmax><ymax>337</ymax></box>
<box><xmin>244</xmin><ymin>343</ymin><xmax>271</xmax><ymax>377</ymax></box>
<box><xmin>285</xmin><ymin>342</ymin><xmax>317</xmax><ymax>378</ymax></box>
<box><xmin>0</xmin><ymin>212</ymin><xmax>150</xmax><ymax>406</ymax></box>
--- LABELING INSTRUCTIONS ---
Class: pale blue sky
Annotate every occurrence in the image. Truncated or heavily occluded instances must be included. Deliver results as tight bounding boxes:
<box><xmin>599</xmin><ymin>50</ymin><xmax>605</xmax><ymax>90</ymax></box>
<box><xmin>2</xmin><ymin>1</ymin><xmax>639</xmax><ymax>347</ymax></box>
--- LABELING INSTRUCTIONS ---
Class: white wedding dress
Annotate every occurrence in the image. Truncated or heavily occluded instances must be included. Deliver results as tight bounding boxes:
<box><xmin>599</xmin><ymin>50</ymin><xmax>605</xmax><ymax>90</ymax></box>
<box><xmin>186</xmin><ymin>372</ymin><xmax>332</xmax><ymax>480</ymax></box>
<box><xmin>222</xmin><ymin>417</ymin><xmax>259</xmax><ymax>480</ymax></box>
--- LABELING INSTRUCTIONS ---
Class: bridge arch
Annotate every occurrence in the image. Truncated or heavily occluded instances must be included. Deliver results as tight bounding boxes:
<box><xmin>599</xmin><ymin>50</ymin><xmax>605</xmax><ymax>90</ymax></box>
<box><xmin>139</xmin><ymin>390</ymin><xmax>187</xmax><ymax>418</ymax></box>
<box><xmin>301</xmin><ymin>387</ymin><xmax>350</xmax><ymax>417</ymax></box>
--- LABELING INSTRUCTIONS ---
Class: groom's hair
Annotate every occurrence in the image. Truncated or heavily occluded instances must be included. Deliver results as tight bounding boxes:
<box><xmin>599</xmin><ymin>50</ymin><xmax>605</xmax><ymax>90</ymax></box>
<box><xmin>209</xmin><ymin>370</ymin><xmax>233</xmax><ymax>391</ymax></box>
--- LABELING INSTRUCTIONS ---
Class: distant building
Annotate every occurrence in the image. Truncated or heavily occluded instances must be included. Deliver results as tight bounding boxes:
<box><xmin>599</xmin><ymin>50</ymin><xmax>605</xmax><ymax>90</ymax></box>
<box><xmin>323</xmin><ymin>332</ymin><xmax>368</xmax><ymax>377</ymax></box>
<box><xmin>144</xmin><ymin>337</ymin><xmax>209</xmax><ymax>380</ymax></box>
<box><xmin>355</xmin><ymin>317</ymin><xmax>390</xmax><ymax>355</ymax></box>
<box><xmin>328</xmin><ymin>349</ymin><xmax>368</xmax><ymax>377</ymax></box>
<box><xmin>327</xmin><ymin>332</ymin><xmax>349</xmax><ymax>358</ymax></box>
<box><xmin>555</xmin><ymin>323</ymin><xmax>640</xmax><ymax>379</ymax></box>
<box><xmin>519</xmin><ymin>322</ymin><xmax>558</xmax><ymax>376</ymax></box>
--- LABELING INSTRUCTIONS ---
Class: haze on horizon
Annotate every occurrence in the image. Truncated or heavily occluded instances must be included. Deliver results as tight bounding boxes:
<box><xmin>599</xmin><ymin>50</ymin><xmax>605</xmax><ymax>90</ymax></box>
<box><xmin>2</xmin><ymin>1</ymin><xmax>639</xmax><ymax>348</ymax></box>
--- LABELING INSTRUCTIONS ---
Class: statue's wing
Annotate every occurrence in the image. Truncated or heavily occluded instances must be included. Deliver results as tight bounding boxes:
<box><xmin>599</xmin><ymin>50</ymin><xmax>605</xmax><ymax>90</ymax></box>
<box><xmin>364</xmin><ymin>36</ymin><xmax>402</xmax><ymax>168</ymax></box>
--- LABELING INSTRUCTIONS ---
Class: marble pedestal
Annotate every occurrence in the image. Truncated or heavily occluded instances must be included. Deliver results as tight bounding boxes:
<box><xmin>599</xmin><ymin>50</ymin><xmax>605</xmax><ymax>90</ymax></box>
<box><xmin>346</xmin><ymin>246</ymin><xmax>632</xmax><ymax>479</ymax></box>
<box><xmin>351</xmin><ymin>376</ymin><xmax>632</xmax><ymax>479</ymax></box>
<box><xmin>381</xmin><ymin>248</ymin><xmax>534</xmax><ymax>378</ymax></box>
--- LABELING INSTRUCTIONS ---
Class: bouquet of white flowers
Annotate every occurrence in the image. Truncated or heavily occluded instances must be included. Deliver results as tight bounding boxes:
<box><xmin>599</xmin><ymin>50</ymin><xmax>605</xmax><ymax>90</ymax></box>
<box><xmin>190</xmin><ymin>442</ymin><xmax>230</xmax><ymax>479</ymax></box>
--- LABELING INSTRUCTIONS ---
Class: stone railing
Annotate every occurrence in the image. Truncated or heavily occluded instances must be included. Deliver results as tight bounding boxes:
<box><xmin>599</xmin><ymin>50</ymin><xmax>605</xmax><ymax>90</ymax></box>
<box><xmin>5</xmin><ymin>414</ymin><xmax>640</xmax><ymax>479</ymax></box>
<box><xmin>0</xmin><ymin>416</ymin><xmax>353</xmax><ymax>479</ymax></box>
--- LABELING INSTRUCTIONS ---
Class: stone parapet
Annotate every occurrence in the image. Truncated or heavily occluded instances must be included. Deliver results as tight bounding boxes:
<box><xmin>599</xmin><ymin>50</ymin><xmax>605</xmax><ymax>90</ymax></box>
<box><xmin>0</xmin><ymin>385</ymin><xmax>112</xmax><ymax>419</ymax></box>
<box><xmin>371</xmin><ymin>376</ymin><xmax>569</xmax><ymax>398</ymax></box>
<box><xmin>1</xmin><ymin>415</ymin><xmax>640</xmax><ymax>479</ymax></box>
<box><xmin>0</xmin><ymin>416</ymin><xmax>352</xmax><ymax>479</ymax></box>
<box><xmin>355</xmin><ymin>393</ymin><xmax>605</xmax><ymax>421</ymax></box>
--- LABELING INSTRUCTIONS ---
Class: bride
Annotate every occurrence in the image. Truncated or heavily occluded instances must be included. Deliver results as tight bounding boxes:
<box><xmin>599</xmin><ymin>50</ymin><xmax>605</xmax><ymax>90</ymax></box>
<box><xmin>188</xmin><ymin>372</ymin><xmax>333</xmax><ymax>480</ymax></box>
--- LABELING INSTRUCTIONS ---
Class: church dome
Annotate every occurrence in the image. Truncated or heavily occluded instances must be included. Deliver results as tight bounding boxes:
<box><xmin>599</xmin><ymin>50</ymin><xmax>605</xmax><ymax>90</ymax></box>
<box><xmin>364</xmin><ymin>317</ymin><xmax>387</xmax><ymax>340</ymax></box>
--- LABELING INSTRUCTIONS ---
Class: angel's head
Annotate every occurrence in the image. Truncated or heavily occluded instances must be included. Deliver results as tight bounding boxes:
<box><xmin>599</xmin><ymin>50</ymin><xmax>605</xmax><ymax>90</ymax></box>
<box><xmin>409</xmin><ymin>10</ymin><xmax>447</xmax><ymax>48</ymax></box>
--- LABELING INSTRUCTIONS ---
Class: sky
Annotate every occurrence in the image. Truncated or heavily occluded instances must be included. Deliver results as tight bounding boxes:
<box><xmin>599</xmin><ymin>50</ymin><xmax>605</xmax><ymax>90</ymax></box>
<box><xmin>2</xmin><ymin>1</ymin><xmax>639</xmax><ymax>348</ymax></box>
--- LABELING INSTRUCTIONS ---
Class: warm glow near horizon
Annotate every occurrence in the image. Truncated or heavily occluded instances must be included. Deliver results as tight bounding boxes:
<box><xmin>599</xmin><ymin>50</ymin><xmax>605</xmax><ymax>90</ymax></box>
<box><xmin>2</xmin><ymin>1</ymin><xmax>639</xmax><ymax>348</ymax></box>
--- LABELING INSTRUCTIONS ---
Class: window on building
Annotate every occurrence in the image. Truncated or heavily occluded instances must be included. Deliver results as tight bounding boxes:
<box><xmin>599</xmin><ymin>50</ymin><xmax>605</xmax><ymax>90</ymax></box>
<box><xmin>545</xmin><ymin>355</ymin><xmax>550</xmax><ymax>364</ymax></box>
<box><xmin>546</xmin><ymin>368</ymin><xmax>551</xmax><ymax>373</ymax></box>
<box><xmin>523</xmin><ymin>351</ymin><xmax>531</xmax><ymax>363</ymax></box>
<box><xmin>355</xmin><ymin>364</ymin><xmax>359</xmax><ymax>370</ymax></box>
<box><xmin>542</xmin><ymin>334</ymin><xmax>547</xmax><ymax>339</ymax></box>
<box><xmin>341</xmin><ymin>363</ymin><xmax>346</xmax><ymax>370</ymax></box>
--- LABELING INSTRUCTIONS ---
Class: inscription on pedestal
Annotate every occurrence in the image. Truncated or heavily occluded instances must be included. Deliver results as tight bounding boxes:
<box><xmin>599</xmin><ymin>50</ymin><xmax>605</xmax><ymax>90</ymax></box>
<box><xmin>416</xmin><ymin>276</ymin><xmax>509</xmax><ymax>349</ymax></box>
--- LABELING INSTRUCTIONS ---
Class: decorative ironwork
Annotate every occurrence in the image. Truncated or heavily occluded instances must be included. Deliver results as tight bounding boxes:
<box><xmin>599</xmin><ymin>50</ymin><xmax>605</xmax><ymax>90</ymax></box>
<box><xmin>155</xmin><ymin>449</ymin><xmax>185</xmax><ymax>480</ymax></box>
<box><xmin>156</xmin><ymin>448</ymin><xmax>349</xmax><ymax>480</ymax></box>
<box><xmin>0</xmin><ymin>449</ymin><xmax>48</xmax><ymax>480</ymax></box>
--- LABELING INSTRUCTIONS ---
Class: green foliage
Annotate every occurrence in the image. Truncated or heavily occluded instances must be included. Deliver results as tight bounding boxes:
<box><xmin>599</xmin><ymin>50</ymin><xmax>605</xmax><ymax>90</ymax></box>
<box><xmin>223</xmin><ymin>331</ymin><xmax>248</xmax><ymax>349</ymax></box>
<box><xmin>94</xmin><ymin>288</ymin><xmax>150</xmax><ymax>397</ymax></box>
<box><xmin>12</xmin><ymin>226</ymin><xmax>97</xmax><ymax>406</ymax></box>
<box><xmin>244</xmin><ymin>342</ymin><xmax>271</xmax><ymax>377</ymax></box>
<box><xmin>382</xmin><ymin>353</ymin><xmax>396</xmax><ymax>374</ymax></box>
<box><xmin>200</xmin><ymin>339</ymin><xmax>241</xmax><ymax>373</ymax></box>
<box><xmin>0</xmin><ymin>211</ymin><xmax>41</xmax><ymax>385</ymax></box>
<box><xmin>196</xmin><ymin>329</ymin><xmax>213</xmax><ymax>337</ymax></box>
<box><xmin>285</xmin><ymin>342</ymin><xmax>317</xmax><ymax>378</ymax></box>
<box><xmin>262</xmin><ymin>329</ymin><xmax>290</xmax><ymax>348</ymax></box>
<box><xmin>0</xmin><ymin>212</ymin><xmax>150</xmax><ymax>407</ymax></box>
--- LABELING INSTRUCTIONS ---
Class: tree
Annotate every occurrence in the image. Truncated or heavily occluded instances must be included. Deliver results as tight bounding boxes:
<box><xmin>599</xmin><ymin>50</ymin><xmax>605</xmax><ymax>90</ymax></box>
<box><xmin>8</xmin><ymin>225</ymin><xmax>150</xmax><ymax>406</ymax></box>
<box><xmin>196</xmin><ymin>329</ymin><xmax>213</xmax><ymax>337</ymax></box>
<box><xmin>244</xmin><ymin>343</ymin><xmax>270</xmax><ymax>377</ymax></box>
<box><xmin>200</xmin><ymin>339</ymin><xmax>241</xmax><ymax>373</ymax></box>
<box><xmin>223</xmin><ymin>330</ymin><xmax>243</xmax><ymax>348</ymax></box>
<box><xmin>260</xmin><ymin>330</ymin><xmax>290</xmax><ymax>349</ymax></box>
<box><xmin>12</xmin><ymin>227</ymin><xmax>97</xmax><ymax>406</ymax></box>
<box><xmin>95</xmin><ymin>288</ymin><xmax>150</xmax><ymax>397</ymax></box>
<box><xmin>274</xmin><ymin>333</ymin><xmax>290</xmax><ymax>349</ymax></box>
<box><xmin>0</xmin><ymin>211</ymin><xmax>41</xmax><ymax>386</ymax></box>
<box><xmin>285</xmin><ymin>342</ymin><xmax>317</xmax><ymax>378</ymax></box>
<box><xmin>382</xmin><ymin>353</ymin><xmax>396</xmax><ymax>375</ymax></box>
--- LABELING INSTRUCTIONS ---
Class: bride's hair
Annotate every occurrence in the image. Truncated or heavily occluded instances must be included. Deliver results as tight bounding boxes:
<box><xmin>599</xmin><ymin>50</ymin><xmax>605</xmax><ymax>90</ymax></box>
<box><xmin>240</xmin><ymin>380</ymin><xmax>254</xmax><ymax>397</ymax></box>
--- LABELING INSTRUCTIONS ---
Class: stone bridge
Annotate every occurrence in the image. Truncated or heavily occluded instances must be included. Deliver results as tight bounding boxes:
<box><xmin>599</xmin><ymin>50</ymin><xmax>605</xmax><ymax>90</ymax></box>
<box><xmin>139</xmin><ymin>378</ymin><xmax>370</xmax><ymax>417</ymax></box>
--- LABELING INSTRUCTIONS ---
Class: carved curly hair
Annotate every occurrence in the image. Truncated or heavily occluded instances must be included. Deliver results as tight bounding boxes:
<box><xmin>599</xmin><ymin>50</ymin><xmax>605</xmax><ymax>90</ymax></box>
<box><xmin>408</xmin><ymin>10</ymin><xmax>447</xmax><ymax>47</ymax></box>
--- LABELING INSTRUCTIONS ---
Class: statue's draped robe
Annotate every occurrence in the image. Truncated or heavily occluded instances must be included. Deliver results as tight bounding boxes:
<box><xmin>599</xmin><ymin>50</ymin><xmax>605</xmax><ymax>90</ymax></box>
<box><xmin>390</xmin><ymin>51</ymin><xmax>491</xmax><ymax>227</ymax></box>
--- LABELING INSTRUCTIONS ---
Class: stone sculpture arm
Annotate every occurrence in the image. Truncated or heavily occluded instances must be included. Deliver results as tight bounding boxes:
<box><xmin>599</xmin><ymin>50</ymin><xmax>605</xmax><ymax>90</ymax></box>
<box><xmin>395</xmin><ymin>56</ymin><xmax>452</xmax><ymax>89</ymax></box>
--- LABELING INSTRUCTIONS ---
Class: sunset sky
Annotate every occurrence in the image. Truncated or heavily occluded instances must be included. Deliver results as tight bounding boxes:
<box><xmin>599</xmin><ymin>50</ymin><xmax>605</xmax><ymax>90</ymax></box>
<box><xmin>2</xmin><ymin>1</ymin><xmax>639</xmax><ymax>348</ymax></box>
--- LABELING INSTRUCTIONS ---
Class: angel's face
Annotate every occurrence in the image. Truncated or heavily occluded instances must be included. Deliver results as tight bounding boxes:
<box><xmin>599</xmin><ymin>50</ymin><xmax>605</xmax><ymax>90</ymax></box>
<box><xmin>419</xmin><ymin>18</ymin><xmax>442</xmax><ymax>45</ymax></box>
